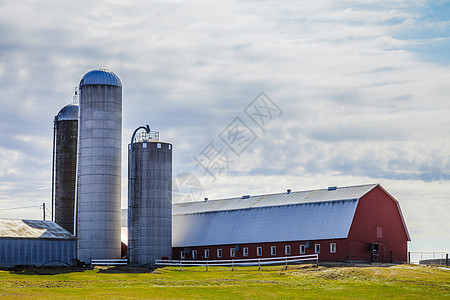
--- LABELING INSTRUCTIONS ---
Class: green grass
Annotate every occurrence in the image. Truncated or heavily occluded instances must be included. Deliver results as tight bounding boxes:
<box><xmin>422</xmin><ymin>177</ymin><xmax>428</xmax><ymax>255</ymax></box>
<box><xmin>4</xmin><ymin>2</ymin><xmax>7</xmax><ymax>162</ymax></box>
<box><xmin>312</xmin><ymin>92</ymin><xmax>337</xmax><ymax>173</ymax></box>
<box><xmin>0</xmin><ymin>264</ymin><xmax>448</xmax><ymax>299</ymax></box>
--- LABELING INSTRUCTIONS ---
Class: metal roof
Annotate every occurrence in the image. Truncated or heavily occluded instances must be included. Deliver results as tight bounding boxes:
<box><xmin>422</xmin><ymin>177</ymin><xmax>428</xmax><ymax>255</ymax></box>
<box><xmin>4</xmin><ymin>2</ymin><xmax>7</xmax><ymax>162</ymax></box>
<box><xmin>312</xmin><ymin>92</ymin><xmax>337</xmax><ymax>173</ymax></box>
<box><xmin>172</xmin><ymin>184</ymin><xmax>378</xmax><ymax>247</ymax></box>
<box><xmin>173</xmin><ymin>184</ymin><xmax>378</xmax><ymax>215</ymax></box>
<box><xmin>79</xmin><ymin>68</ymin><xmax>122</xmax><ymax>87</ymax></box>
<box><xmin>0</xmin><ymin>219</ymin><xmax>76</xmax><ymax>240</ymax></box>
<box><xmin>55</xmin><ymin>103</ymin><xmax>78</xmax><ymax>121</ymax></box>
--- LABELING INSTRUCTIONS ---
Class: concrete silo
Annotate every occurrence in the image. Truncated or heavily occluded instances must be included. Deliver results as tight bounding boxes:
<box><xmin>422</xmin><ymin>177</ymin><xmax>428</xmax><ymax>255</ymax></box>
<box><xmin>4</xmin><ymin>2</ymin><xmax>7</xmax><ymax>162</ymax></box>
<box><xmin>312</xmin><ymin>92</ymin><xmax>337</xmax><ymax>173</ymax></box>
<box><xmin>77</xmin><ymin>69</ymin><xmax>122</xmax><ymax>262</ymax></box>
<box><xmin>128</xmin><ymin>130</ymin><xmax>172</xmax><ymax>266</ymax></box>
<box><xmin>52</xmin><ymin>103</ymin><xmax>78</xmax><ymax>234</ymax></box>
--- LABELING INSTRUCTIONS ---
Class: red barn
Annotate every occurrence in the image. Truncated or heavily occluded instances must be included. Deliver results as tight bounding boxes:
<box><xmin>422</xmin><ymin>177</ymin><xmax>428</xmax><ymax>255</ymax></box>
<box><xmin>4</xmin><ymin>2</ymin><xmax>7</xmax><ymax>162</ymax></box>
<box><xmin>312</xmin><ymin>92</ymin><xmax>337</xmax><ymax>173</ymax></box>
<box><xmin>172</xmin><ymin>184</ymin><xmax>410</xmax><ymax>263</ymax></box>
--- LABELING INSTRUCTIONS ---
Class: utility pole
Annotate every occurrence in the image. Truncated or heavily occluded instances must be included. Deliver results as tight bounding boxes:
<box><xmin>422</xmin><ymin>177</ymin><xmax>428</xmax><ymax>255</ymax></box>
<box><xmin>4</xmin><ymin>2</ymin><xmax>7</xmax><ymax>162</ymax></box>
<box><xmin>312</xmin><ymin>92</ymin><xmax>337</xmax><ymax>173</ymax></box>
<box><xmin>43</xmin><ymin>203</ymin><xmax>46</xmax><ymax>221</ymax></box>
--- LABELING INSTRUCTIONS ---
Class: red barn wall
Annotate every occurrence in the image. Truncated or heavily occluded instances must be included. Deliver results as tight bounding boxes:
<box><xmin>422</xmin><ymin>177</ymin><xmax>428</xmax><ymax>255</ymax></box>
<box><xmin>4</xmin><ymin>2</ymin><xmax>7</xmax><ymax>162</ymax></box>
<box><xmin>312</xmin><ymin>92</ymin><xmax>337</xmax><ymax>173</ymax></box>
<box><xmin>172</xmin><ymin>185</ymin><xmax>409</xmax><ymax>263</ymax></box>
<box><xmin>173</xmin><ymin>238</ymin><xmax>349</xmax><ymax>262</ymax></box>
<box><xmin>348</xmin><ymin>186</ymin><xmax>409</xmax><ymax>262</ymax></box>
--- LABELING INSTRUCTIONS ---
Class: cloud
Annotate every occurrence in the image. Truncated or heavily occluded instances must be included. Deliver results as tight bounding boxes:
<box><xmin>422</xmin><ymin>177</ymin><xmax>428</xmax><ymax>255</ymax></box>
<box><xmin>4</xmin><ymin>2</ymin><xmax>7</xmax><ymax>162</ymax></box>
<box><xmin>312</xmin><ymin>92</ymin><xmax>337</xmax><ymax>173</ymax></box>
<box><xmin>0</xmin><ymin>0</ymin><xmax>449</xmax><ymax>252</ymax></box>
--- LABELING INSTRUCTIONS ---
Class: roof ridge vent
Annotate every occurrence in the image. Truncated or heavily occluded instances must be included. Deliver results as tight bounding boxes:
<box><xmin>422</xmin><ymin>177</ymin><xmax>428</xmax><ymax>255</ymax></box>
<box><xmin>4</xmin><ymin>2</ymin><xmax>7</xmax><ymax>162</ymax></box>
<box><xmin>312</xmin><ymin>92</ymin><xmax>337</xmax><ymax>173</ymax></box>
<box><xmin>287</xmin><ymin>189</ymin><xmax>291</xmax><ymax>194</ymax></box>
<box><xmin>328</xmin><ymin>186</ymin><xmax>337</xmax><ymax>191</ymax></box>
<box><xmin>242</xmin><ymin>195</ymin><xmax>250</xmax><ymax>199</ymax></box>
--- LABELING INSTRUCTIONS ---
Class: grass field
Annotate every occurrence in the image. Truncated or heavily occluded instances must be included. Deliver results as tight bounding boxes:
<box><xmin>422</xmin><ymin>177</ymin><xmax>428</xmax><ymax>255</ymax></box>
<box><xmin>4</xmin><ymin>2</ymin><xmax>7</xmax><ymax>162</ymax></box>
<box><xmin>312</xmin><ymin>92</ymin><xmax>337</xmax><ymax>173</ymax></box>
<box><xmin>0</xmin><ymin>264</ymin><xmax>448</xmax><ymax>299</ymax></box>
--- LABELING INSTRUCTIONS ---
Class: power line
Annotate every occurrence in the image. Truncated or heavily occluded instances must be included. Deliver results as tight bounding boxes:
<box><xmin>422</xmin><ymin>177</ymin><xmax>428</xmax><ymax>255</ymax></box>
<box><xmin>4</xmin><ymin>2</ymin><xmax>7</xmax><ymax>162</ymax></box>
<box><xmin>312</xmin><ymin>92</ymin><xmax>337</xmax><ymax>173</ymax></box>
<box><xmin>0</xmin><ymin>205</ymin><xmax>40</xmax><ymax>211</ymax></box>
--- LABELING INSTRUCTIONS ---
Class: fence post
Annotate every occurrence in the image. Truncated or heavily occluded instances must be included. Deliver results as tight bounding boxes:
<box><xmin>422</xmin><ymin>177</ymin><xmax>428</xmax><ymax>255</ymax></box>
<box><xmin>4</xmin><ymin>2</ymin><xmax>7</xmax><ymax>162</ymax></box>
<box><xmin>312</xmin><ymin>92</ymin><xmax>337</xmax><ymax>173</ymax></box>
<box><xmin>446</xmin><ymin>254</ymin><xmax>448</xmax><ymax>268</ymax></box>
<box><xmin>179</xmin><ymin>260</ymin><xmax>182</xmax><ymax>271</ymax></box>
<box><xmin>285</xmin><ymin>257</ymin><xmax>288</xmax><ymax>270</ymax></box>
<box><xmin>206</xmin><ymin>260</ymin><xmax>208</xmax><ymax>272</ymax></box>
<box><xmin>316</xmin><ymin>254</ymin><xmax>319</xmax><ymax>268</ymax></box>
<box><xmin>232</xmin><ymin>259</ymin><xmax>234</xmax><ymax>271</ymax></box>
<box><xmin>258</xmin><ymin>258</ymin><xmax>261</xmax><ymax>271</ymax></box>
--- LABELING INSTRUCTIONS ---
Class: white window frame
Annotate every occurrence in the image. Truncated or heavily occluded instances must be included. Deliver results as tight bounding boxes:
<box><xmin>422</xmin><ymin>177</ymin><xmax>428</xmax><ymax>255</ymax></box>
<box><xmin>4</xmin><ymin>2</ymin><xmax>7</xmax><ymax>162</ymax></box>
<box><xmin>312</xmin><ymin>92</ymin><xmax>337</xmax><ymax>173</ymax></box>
<box><xmin>180</xmin><ymin>251</ymin><xmax>185</xmax><ymax>259</ymax></box>
<box><xmin>285</xmin><ymin>245</ymin><xmax>291</xmax><ymax>255</ymax></box>
<box><xmin>257</xmin><ymin>247</ymin><xmax>262</xmax><ymax>257</ymax></box>
<box><xmin>315</xmin><ymin>244</ymin><xmax>320</xmax><ymax>254</ymax></box>
<box><xmin>230</xmin><ymin>248</ymin><xmax>236</xmax><ymax>257</ymax></box>
<box><xmin>330</xmin><ymin>243</ymin><xmax>336</xmax><ymax>253</ymax></box>
<box><xmin>217</xmin><ymin>248</ymin><xmax>222</xmax><ymax>258</ymax></box>
<box><xmin>300</xmin><ymin>244</ymin><xmax>305</xmax><ymax>254</ymax></box>
<box><xmin>204</xmin><ymin>249</ymin><xmax>210</xmax><ymax>258</ymax></box>
<box><xmin>243</xmin><ymin>247</ymin><xmax>249</xmax><ymax>257</ymax></box>
<box><xmin>192</xmin><ymin>250</ymin><xmax>197</xmax><ymax>259</ymax></box>
<box><xmin>271</xmin><ymin>246</ymin><xmax>276</xmax><ymax>256</ymax></box>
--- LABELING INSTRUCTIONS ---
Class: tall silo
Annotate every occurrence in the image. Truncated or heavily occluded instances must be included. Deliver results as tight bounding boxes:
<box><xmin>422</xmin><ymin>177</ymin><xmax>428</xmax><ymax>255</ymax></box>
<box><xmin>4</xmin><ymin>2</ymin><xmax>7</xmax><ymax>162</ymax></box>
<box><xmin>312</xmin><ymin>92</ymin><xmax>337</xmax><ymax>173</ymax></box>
<box><xmin>128</xmin><ymin>130</ymin><xmax>172</xmax><ymax>266</ymax></box>
<box><xmin>52</xmin><ymin>103</ymin><xmax>78</xmax><ymax>234</ymax></box>
<box><xmin>77</xmin><ymin>69</ymin><xmax>122</xmax><ymax>262</ymax></box>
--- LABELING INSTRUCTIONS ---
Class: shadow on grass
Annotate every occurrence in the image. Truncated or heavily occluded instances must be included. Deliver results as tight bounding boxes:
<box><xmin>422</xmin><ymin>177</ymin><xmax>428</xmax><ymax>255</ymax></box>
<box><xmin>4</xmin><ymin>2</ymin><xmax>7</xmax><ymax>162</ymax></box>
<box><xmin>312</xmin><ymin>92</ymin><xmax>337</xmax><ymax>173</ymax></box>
<box><xmin>8</xmin><ymin>266</ymin><xmax>86</xmax><ymax>275</ymax></box>
<box><xmin>95</xmin><ymin>266</ymin><xmax>157</xmax><ymax>274</ymax></box>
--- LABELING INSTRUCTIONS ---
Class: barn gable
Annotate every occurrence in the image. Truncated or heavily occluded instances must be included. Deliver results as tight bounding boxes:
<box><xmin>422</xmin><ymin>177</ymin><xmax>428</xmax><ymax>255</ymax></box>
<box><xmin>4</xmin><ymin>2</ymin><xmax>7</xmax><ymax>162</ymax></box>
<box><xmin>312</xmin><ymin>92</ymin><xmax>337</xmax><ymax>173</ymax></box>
<box><xmin>172</xmin><ymin>184</ymin><xmax>378</xmax><ymax>248</ymax></box>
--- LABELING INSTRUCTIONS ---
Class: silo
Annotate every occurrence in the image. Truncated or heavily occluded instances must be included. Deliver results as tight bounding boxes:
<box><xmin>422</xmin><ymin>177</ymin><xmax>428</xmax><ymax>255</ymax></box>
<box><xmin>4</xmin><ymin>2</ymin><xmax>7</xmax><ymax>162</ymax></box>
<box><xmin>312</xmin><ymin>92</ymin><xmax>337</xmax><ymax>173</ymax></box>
<box><xmin>128</xmin><ymin>131</ymin><xmax>172</xmax><ymax>266</ymax></box>
<box><xmin>77</xmin><ymin>69</ymin><xmax>122</xmax><ymax>262</ymax></box>
<box><xmin>52</xmin><ymin>103</ymin><xmax>78</xmax><ymax>234</ymax></box>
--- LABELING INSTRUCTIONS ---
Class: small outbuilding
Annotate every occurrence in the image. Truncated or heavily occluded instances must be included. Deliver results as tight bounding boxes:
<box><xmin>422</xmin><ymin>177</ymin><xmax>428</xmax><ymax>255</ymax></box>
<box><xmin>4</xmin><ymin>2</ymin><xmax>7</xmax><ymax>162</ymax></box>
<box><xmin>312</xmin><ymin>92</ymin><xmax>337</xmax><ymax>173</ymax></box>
<box><xmin>0</xmin><ymin>219</ymin><xmax>77</xmax><ymax>268</ymax></box>
<box><xmin>172</xmin><ymin>184</ymin><xmax>410</xmax><ymax>263</ymax></box>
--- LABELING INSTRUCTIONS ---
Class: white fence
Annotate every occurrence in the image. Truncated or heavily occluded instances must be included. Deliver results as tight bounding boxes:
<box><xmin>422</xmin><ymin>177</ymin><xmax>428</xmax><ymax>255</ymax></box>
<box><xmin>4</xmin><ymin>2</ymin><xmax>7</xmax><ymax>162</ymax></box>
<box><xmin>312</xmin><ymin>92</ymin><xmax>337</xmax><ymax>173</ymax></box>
<box><xmin>408</xmin><ymin>251</ymin><xmax>448</xmax><ymax>267</ymax></box>
<box><xmin>91</xmin><ymin>258</ymin><xmax>128</xmax><ymax>267</ymax></box>
<box><xmin>155</xmin><ymin>254</ymin><xmax>319</xmax><ymax>271</ymax></box>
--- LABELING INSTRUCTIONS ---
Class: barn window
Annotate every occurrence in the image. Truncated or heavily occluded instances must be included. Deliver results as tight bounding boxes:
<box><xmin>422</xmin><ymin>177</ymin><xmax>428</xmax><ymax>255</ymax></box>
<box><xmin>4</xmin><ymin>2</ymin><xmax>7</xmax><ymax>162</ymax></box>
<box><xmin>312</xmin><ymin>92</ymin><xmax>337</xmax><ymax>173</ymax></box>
<box><xmin>376</xmin><ymin>226</ymin><xmax>383</xmax><ymax>238</ymax></box>
<box><xmin>230</xmin><ymin>248</ymin><xmax>236</xmax><ymax>257</ymax></box>
<box><xmin>285</xmin><ymin>245</ymin><xmax>291</xmax><ymax>255</ymax></box>
<box><xmin>180</xmin><ymin>251</ymin><xmax>185</xmax><ymax>259</ymax></box>
<box><xmin>243</xmin><ymin>247</ymin><xmax>249</xmax><ymax>257</ymax></box>
<box><xmin>271</xmin><ymin>246</ymin><xmax>276</xmax><ymax>256</ymax></box>
<box><xmin>204</xmin><ymin>249</ymin><xmax>210</xmax><ymax>258</ymax></box>
<box><xmin>217</xmin><ymin>249</ymin><xmax>222</xmax><ymax>258</ymax></box>
<box><xmin>157</xmin><ymin>143</ymin><xmax>162</xmax><ymax>148</ymax></box>
<box><xmin>315</xmin><ymin>244</ymin><xmax>320</xmax><ymax>254</ymax></box>
<box><xmin>257</xmin><ymin>247</ymin><xmax>262</xmax><ymax>256</ymax></box>
<box><xmin>300</xmin><ymin>245</ymin><xmax>305</xmax><ymax>254</ymax></box>
<box><xmin>192</xmin><ymin>250</ymin><xmax>197</xmax><ymax>259</ymax></box>
<box><xmin>330</xmin><ymin>243</ymin><xmax>336</xmax><ymax>253</ymax></box>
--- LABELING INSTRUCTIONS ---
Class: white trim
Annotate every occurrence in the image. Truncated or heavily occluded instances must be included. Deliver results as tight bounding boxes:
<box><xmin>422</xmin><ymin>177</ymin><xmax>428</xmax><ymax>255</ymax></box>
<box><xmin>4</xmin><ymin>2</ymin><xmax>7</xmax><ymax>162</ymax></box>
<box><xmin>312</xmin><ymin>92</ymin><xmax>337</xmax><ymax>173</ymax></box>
<box><xmin>257</xmin><ymin>247</ymin><xmax>262</xmax><ymax>256</ymax></box>
<box><xmin>300</xmin><ymin>244</ymin><xmax>305</xmax><ymax>254</ymax></box>
<box><xmin>315</xmin><ymin>244</ymin><xmax>320</xmax><ymax>254</ymax></box>
<box><xmin>330</xmin><ymin>243</ymin><xmax>336</xmax><ymax>253</ymax></box>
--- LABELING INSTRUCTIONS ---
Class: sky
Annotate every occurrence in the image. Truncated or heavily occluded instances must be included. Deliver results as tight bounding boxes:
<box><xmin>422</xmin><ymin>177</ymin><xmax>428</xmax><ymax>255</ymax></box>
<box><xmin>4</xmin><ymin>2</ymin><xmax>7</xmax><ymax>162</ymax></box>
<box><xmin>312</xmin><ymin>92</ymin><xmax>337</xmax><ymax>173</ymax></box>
<box><xmin>0</xmin><ymin>0</ymin><xmax>448</xmax><ymax>253</ymax></box>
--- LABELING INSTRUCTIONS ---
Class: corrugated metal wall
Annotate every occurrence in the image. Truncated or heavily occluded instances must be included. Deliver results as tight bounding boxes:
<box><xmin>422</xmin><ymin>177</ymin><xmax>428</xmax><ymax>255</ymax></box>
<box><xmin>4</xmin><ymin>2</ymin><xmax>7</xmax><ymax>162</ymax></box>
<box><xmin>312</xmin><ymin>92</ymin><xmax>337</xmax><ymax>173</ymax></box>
<box><xmin>128</xmin><ymin>140</ymin><xmax>172</xmax><ymax>266</ymax></box>
<box><xmin>0</xmin><ymin>238</ymin><xmax>76</xmax><ymax>268</ymax></box>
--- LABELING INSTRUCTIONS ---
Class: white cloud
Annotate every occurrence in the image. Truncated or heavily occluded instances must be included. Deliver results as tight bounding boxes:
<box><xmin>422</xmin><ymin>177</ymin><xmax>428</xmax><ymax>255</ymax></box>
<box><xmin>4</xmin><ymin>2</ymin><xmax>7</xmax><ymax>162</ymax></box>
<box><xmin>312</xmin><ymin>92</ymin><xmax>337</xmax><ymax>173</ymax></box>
<box><xmin>0</xmin><ymin>0</ymin><xmax>448</xmax><ymax>251</ymax></box>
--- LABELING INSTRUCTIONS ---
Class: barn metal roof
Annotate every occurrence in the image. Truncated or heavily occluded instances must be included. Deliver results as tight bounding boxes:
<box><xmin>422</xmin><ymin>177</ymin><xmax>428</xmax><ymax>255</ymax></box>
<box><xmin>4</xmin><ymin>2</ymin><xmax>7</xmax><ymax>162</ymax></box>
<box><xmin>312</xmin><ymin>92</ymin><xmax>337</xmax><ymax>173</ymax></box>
<box><xmin>172</xmin><ymin>184</ymin><xmax>378</xmax><ymax>247</ymax></box>
<box><xmin>79</xmin><ymin>68</ymin><xmax>122</xmax><ymax>87</ymax></box>
<box><xmin>0</xmin><ymin>219</ymin><xmax>76</xmax><ymax>240</ymax></box>
<box><xmin>173</xmin><ymin>184</ymin><xmax>377</xmax><ymax>215</ymax></box>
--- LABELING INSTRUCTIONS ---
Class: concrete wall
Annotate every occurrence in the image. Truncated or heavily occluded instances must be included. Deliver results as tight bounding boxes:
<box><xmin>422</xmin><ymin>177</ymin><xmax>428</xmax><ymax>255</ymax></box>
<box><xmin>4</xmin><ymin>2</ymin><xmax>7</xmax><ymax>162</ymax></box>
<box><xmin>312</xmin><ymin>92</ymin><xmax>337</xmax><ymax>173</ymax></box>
<box><xmin>77</xmin><ymin>84</ymin><xmax>122</xmax><ymax>262</ymax></box>
<box><xmin>128</xmin><ymin>140</ymin><xmax>172</xmax><ymax>266</ymax></box>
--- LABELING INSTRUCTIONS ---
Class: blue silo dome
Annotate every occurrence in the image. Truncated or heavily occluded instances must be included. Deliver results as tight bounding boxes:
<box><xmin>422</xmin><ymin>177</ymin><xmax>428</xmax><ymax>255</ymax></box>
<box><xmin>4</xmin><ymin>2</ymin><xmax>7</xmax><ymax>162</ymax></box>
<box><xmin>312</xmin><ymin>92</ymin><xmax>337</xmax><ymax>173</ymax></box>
<box><xmin>56</xmin><ymin>103</ymin><xmax>79</xmax><ymax>121</ymax></box>
<box><xmin>79</xmin><ymin>69</ymin><xmax>122</xmax><ymax>87</ymax></box>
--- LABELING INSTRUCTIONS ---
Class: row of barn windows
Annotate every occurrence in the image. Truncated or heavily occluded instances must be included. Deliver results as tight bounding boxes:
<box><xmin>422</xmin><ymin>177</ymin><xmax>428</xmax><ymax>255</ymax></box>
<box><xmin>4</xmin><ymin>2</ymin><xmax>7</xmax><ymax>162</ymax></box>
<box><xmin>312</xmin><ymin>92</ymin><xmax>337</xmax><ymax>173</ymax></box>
<box><xmin>182</xmin><ymin>243</ymin><xmax>337</xmax><ymax>259</ymax></box>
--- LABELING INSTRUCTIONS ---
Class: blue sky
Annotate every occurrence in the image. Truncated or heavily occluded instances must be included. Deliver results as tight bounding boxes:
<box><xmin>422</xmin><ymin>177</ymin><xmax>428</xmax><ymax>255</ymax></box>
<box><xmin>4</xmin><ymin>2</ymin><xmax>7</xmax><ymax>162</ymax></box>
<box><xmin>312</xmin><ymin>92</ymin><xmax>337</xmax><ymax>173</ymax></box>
<box><xmin>0</xmin><ymin>0</ymin><xmax>449</xmax><ymax>253</ymax></box>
